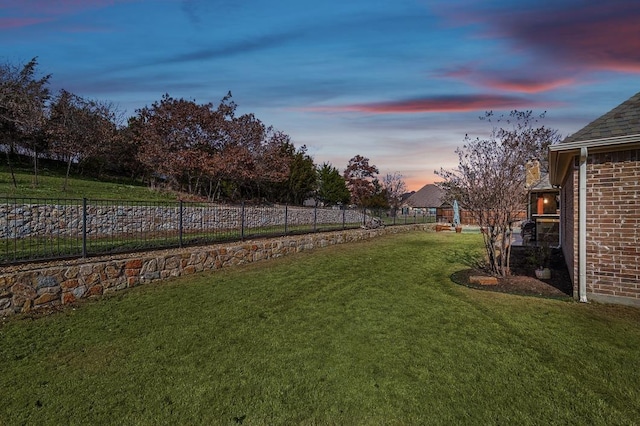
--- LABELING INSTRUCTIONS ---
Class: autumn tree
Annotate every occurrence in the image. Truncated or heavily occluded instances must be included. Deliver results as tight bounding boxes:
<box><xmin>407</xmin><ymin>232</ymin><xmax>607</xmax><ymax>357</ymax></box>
<box><xmin>131</xmin><ymin>94</ymin><xmax>221</xmax><ymax>193</ymax></box>
<box><xmin>0</xmin><ymin>58</ymin><xmax>50</xmax><ymax>186</ymax></box>
<box><xmin>343</xmin><ymin>155</ymin><xmax>379</xmax><ymax>206</ymax></box>
<box><xmin>211</xmin><ymin>107</ymin><xmax>291</xmax><ymax>200</ymax></box>
<box><xmin>317</xmin><ymin>162</ymin><xmax>350</xmax><ymax>206</ymax></box>
<box><xmin>381</xmin><ymin>172</ymin><xmax>407</xmax><ymax>215</ymax></box>
<box><xmin>436</xmin><ymin>110</ymin><xmax>560</xmax><ymax>277</ymax></box>
<box><xmin>225</xmin><ymin>117</ymin><xmax>291</xmax><ymax>200</ymax></box>
<box><xmin>130</xmin><ymin>92</ymin><xmax>295</xmax><ymax>201</ymax></box>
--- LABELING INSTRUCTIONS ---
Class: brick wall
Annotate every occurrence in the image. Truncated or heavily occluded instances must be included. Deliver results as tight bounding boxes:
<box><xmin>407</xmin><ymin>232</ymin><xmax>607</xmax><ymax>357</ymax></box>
<box><xmin>437</xmin><ymin>208</ymin><xmax>526</xmax><ymax>225</ymax></box>
<box><xmin>0</xmin><ymin>224</ymin><xmax>431</xmax><ymax>317</ymax></box>
<box><xmin>584</xmin><ymin>149</ymin><xmax>640</xmax><ymax>305</ymax></box>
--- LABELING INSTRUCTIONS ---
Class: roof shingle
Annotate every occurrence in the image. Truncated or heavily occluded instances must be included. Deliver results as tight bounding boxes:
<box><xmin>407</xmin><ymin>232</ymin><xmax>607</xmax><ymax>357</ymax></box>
<box><xmin>404</xmin><ymin>184</ymin><xmax>444</xmax><ymax>208</ymax></box>
<box><xmin>563</xmin><ymin>91</ymin><xmax>640</xmax><ymax>143</ymax></box>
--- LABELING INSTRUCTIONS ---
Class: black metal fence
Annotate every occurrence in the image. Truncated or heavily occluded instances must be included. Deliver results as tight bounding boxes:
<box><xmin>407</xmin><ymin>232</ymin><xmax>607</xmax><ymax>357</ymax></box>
<box><xmin>0</xmin><ymin>197</ymin><xmax>435</xmax><ymax>265</ymax></box>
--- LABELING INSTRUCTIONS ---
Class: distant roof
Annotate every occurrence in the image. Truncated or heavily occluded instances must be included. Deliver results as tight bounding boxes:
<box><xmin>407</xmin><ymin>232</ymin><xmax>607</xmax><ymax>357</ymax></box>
<box><xmin>563</xmin><ymin>91</ymin><xmax>640</xmax><ymax>143</ymax></box>
<box><xmin>404</xmin><ymin>184</ymin><xmax>444</xmax><ymax>208</ymax></box>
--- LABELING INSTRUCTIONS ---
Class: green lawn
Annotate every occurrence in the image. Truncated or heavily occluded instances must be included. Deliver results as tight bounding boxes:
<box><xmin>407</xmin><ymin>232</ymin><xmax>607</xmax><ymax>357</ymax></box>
<box><xmin>0</xmin><ymin>167</ymin><xmax>177</xmax><ymax>201</ymax></box>
<box><xmin>2</xmin><ymin>232</ymin><xmax>640</xmax><ymax>425</ymax></box>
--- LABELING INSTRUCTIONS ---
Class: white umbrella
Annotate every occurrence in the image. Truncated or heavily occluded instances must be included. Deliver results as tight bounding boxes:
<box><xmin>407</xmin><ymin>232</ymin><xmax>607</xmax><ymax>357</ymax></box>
<box><xmin>453</xmin><ymin>200</ymin><xmax>460</xmax><ymax>227</ymax></box>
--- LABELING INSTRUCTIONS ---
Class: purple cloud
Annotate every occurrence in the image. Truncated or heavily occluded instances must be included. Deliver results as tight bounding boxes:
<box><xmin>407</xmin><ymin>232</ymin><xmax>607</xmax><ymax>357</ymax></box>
<box><xmin>436</xmin><ymin>65</ymin><xmax>577</xmax><ymax>94</ymax></box>
<box><xmin>448</xmin><ymin>1</ymin><xmax>640</xmax><ymax>74</ymax></box>
<box><xmin>305</xmin><ymin>94</ymin><xmax>557</xmax><ymax>114</ymax></box>
<box><xmin>1</xmin><ymin>0</ymin><xmax>138</xmax><ymax>29</ymax></box>
<box><xmin>0</xmin><ymin>17</ymin><xmax>50</xmax><ymax>29</ymax></box>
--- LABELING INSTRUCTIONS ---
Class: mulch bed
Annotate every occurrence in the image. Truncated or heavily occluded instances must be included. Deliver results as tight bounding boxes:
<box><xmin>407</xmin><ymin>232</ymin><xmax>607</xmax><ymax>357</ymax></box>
<box><xmin>451</xmin><ymin>246</ymin><xmax>573</xmax><ymax>299</ymax></box>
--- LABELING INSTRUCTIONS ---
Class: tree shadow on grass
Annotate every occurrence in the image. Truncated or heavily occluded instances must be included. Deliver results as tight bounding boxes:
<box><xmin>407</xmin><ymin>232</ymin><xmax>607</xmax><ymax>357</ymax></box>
<box><xmin>444</xmin><ymin>247</ymin><xmax>486</xmax><ymax>270</ymax></box>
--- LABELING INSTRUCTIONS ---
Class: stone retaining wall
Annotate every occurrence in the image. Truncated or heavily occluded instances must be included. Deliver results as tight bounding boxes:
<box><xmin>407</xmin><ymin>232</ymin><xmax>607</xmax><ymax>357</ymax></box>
<box><xmin>0</xmin><ymin>224</ymin><xmax>432</xmax><ymax>316</ymax></box>
<box><xmin>1</xmin><ymin>203</ymin><xmax>364</xmax><ymax>238</ymax></box>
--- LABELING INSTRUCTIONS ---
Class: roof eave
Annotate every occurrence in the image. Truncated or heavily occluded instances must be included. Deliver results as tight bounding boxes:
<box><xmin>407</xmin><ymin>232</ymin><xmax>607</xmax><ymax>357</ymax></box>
<box><xmin>548</xmin><ymin>134</ymin><xmax>640</xmax><ymax>186</ymax></box>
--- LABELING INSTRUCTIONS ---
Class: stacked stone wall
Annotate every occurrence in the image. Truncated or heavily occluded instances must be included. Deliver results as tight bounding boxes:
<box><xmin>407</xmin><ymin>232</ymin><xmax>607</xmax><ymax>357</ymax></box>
<box><xmin>1</xmin><ymin>203</ymin><xmax>364</xmax><ymax>239</ymax></box>
<box><xmin>0</xmin><ymin>224</ymin><xmax>432</xmax><ymax>316</ymax></box>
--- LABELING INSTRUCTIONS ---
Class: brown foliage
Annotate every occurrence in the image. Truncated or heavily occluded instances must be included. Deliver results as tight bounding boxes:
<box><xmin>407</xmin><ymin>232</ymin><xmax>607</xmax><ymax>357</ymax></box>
<box><xmin>343</xmin><ymin>155</ymin><xmax>379</xmax><ymax>206</ymax></box>
<box><xmin>130</xmin><ymin>93</ymin><xmax>293</xmax><ymax>200</ymax></box>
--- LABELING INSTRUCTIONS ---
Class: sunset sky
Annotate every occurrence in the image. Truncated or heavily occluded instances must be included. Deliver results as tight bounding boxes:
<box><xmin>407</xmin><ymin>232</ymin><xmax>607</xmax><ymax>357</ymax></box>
<box><xmin>2</xmin><ymin>0</ymin><xmax>639</xmax><ymax>191</ymax></box>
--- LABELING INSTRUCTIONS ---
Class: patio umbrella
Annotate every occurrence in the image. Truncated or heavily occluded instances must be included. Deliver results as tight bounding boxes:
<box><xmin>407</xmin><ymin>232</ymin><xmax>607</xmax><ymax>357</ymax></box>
<box><xmin>453</xmin><ymin>199</ymin><xmax>460</xmax><ymax>227</ymax></box>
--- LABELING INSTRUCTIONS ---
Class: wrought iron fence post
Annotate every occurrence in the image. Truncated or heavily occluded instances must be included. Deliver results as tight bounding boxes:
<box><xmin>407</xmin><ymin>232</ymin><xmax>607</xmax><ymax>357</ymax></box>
<box><xmin>241</xmin><ymin>201</ymin><xmax>245</xmax><ymax>240</ymax></box>
<box><xmin>284</xmin><ymin>204</ymin><xmax>288</xmax><ymax>234</ymax></box>
<box><xmin>342</xmin><ymin>206</ymin><xmax>346</xmax><ymax>229</ymax></box>
<box><xmin>179</xmin><ymin>200</ymin><xmax>184</xmax><ymax>248</ymax></box>
<box><xmin>82</xmin><ymin>198</ymin><xmax>87</xmax><ymax>258</ymax></box>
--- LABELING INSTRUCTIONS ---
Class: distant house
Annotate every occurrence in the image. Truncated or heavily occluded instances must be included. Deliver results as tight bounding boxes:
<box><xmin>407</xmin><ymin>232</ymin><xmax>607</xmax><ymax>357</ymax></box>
<box><xmin>403</xmin><ymin>183</ymin><xmax>474</xmax><ymax>224</ymax></box>
<box><xmin>549</xmin><ymin>91</ymin><xmax>640</xmax><ymax>307</ymax></box>
<box><xmin>402</xmin><ymin>184</ymin><xmax>442</xmax><ymax>217</ymax></box>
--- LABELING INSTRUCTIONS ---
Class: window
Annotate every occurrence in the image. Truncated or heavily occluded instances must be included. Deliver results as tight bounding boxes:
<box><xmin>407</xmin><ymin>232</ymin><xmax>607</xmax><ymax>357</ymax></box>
<box><xmin>530</xmin><ymin>191</ymin><xmax>559</xmax><ymax>216</ymax></box>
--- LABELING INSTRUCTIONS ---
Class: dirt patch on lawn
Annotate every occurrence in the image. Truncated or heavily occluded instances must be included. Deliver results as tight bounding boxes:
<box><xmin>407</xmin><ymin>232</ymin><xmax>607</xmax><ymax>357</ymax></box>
<box><xmin>451</xmin><ymin>246</ymin><xmax>573</xmax><ymax>299</ymax></box>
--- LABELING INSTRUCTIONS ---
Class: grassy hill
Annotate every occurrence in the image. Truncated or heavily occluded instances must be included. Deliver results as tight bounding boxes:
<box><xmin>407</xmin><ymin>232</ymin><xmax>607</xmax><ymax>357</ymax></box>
<box><xmin>0</xmin><ymin>165</ymin><xmax>179</xmax><ymax>201</ymax></box>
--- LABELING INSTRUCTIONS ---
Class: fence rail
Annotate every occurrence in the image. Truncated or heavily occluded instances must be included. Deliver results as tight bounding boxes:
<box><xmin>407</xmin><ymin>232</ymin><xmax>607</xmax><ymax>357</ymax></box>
<box><xmin>1</xmin><ymin>197</ymin><xmax>435</xmax><ymax>265</ymax></box>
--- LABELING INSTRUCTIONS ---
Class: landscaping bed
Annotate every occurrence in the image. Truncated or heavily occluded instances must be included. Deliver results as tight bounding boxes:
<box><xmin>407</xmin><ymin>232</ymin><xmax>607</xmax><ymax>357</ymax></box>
<box><xmin>451</xmin><ymin>245</ymin><xmax>573</xmax><ymax>299</ymax></box>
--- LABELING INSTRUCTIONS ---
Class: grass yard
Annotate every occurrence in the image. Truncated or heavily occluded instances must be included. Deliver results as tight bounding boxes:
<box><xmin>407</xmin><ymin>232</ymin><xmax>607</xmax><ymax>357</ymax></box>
<box><xmin>0</xmin><ymin>167</ymin><xmax>177</xmax><ymax>201</ymax></box>
<box><xmin>1</xmin><ymin>232</ymin><xmax>640</xmax><ymax>425</ymax></box>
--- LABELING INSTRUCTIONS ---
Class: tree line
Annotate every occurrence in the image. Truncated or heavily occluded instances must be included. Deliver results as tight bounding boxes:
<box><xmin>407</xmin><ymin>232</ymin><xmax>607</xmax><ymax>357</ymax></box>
<box><xmin>0</xmin><ymin>58</ymin><xmax>406</xmax><ymax>208</ymax></box>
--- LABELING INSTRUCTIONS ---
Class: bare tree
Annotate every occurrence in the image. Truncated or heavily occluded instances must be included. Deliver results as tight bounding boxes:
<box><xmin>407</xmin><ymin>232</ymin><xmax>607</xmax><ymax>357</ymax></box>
<box><xmin>382</xmin><ymin>172</ymin><xmax>407</xmax><ymax>216</ymax></box>
<box><xmin>436</xmin><ymin>110</ymin><xmax>560</xmax><ymax>277</ymax></box>
<box><xmin>47</xmin><ymin>90</ymin><xmax>117</xmax><ymax>190</ymax></box>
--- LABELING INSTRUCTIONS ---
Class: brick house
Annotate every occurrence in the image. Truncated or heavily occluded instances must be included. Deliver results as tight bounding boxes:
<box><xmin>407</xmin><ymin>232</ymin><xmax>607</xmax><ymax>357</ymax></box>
<box><xmin>549</xmin><ymin>92</ymin><xmax>640</xmax><ymax>306</ymax></box>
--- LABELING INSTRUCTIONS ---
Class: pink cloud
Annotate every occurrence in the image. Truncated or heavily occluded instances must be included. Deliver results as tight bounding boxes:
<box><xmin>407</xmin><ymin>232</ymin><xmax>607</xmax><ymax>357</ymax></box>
<box><xmin>510</xmin><ymin>4</ymin><xmax>640</xmax><ymax>73</ymax></box>
<box><xmin>0</xmin><ymin>17</ymin><xmax>50</xmax><ymax>29</ymax></box>
<box><xmin>438</xmin><ymin>1</ymin><xmax>640</xmax><ymax>74</ymax></box>
<box><xmin>439</xmin><ymin>67</ymin><xmax>577</xmax><ymax>94</ymax></box>
<box><xmin>437</xmin><ymin>65</ymin><xmax>476</xmax><ymax>80</ymax></box>
<box><xmin>1</xmin><ymin>0</ymin><xmax>138</xmax><ymax>29</ymax></box>
<box><xmin>436</xmin><ymin>65</ymin><xmax>577</xmax><ymax>94</ymax></box>
<box><xmin>2</xmin><ymin>0</ymin><xmax>127</xmax><ymax>14</ymax></box>
<box><xmin>306</xmin><ymin>95</ymin><xmax>556</xmax><ymax>114</ymax></box>
<box><xmin>490</xmin><ymin>2</ymin><xmax>639</xmax><ymax>73</ymax></box>
<box><xmin>479</xmin><ymin>78</ymin><xmax>576</xmax><ymax>94</ymax></box>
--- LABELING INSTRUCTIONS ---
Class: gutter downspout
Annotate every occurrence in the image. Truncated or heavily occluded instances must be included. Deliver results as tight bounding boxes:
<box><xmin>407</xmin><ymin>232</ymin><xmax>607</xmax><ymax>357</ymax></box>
<box><xmin>579</xmin><ymin>147</ymin><xmax>588</xmax><ymax>303</ymax></box>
